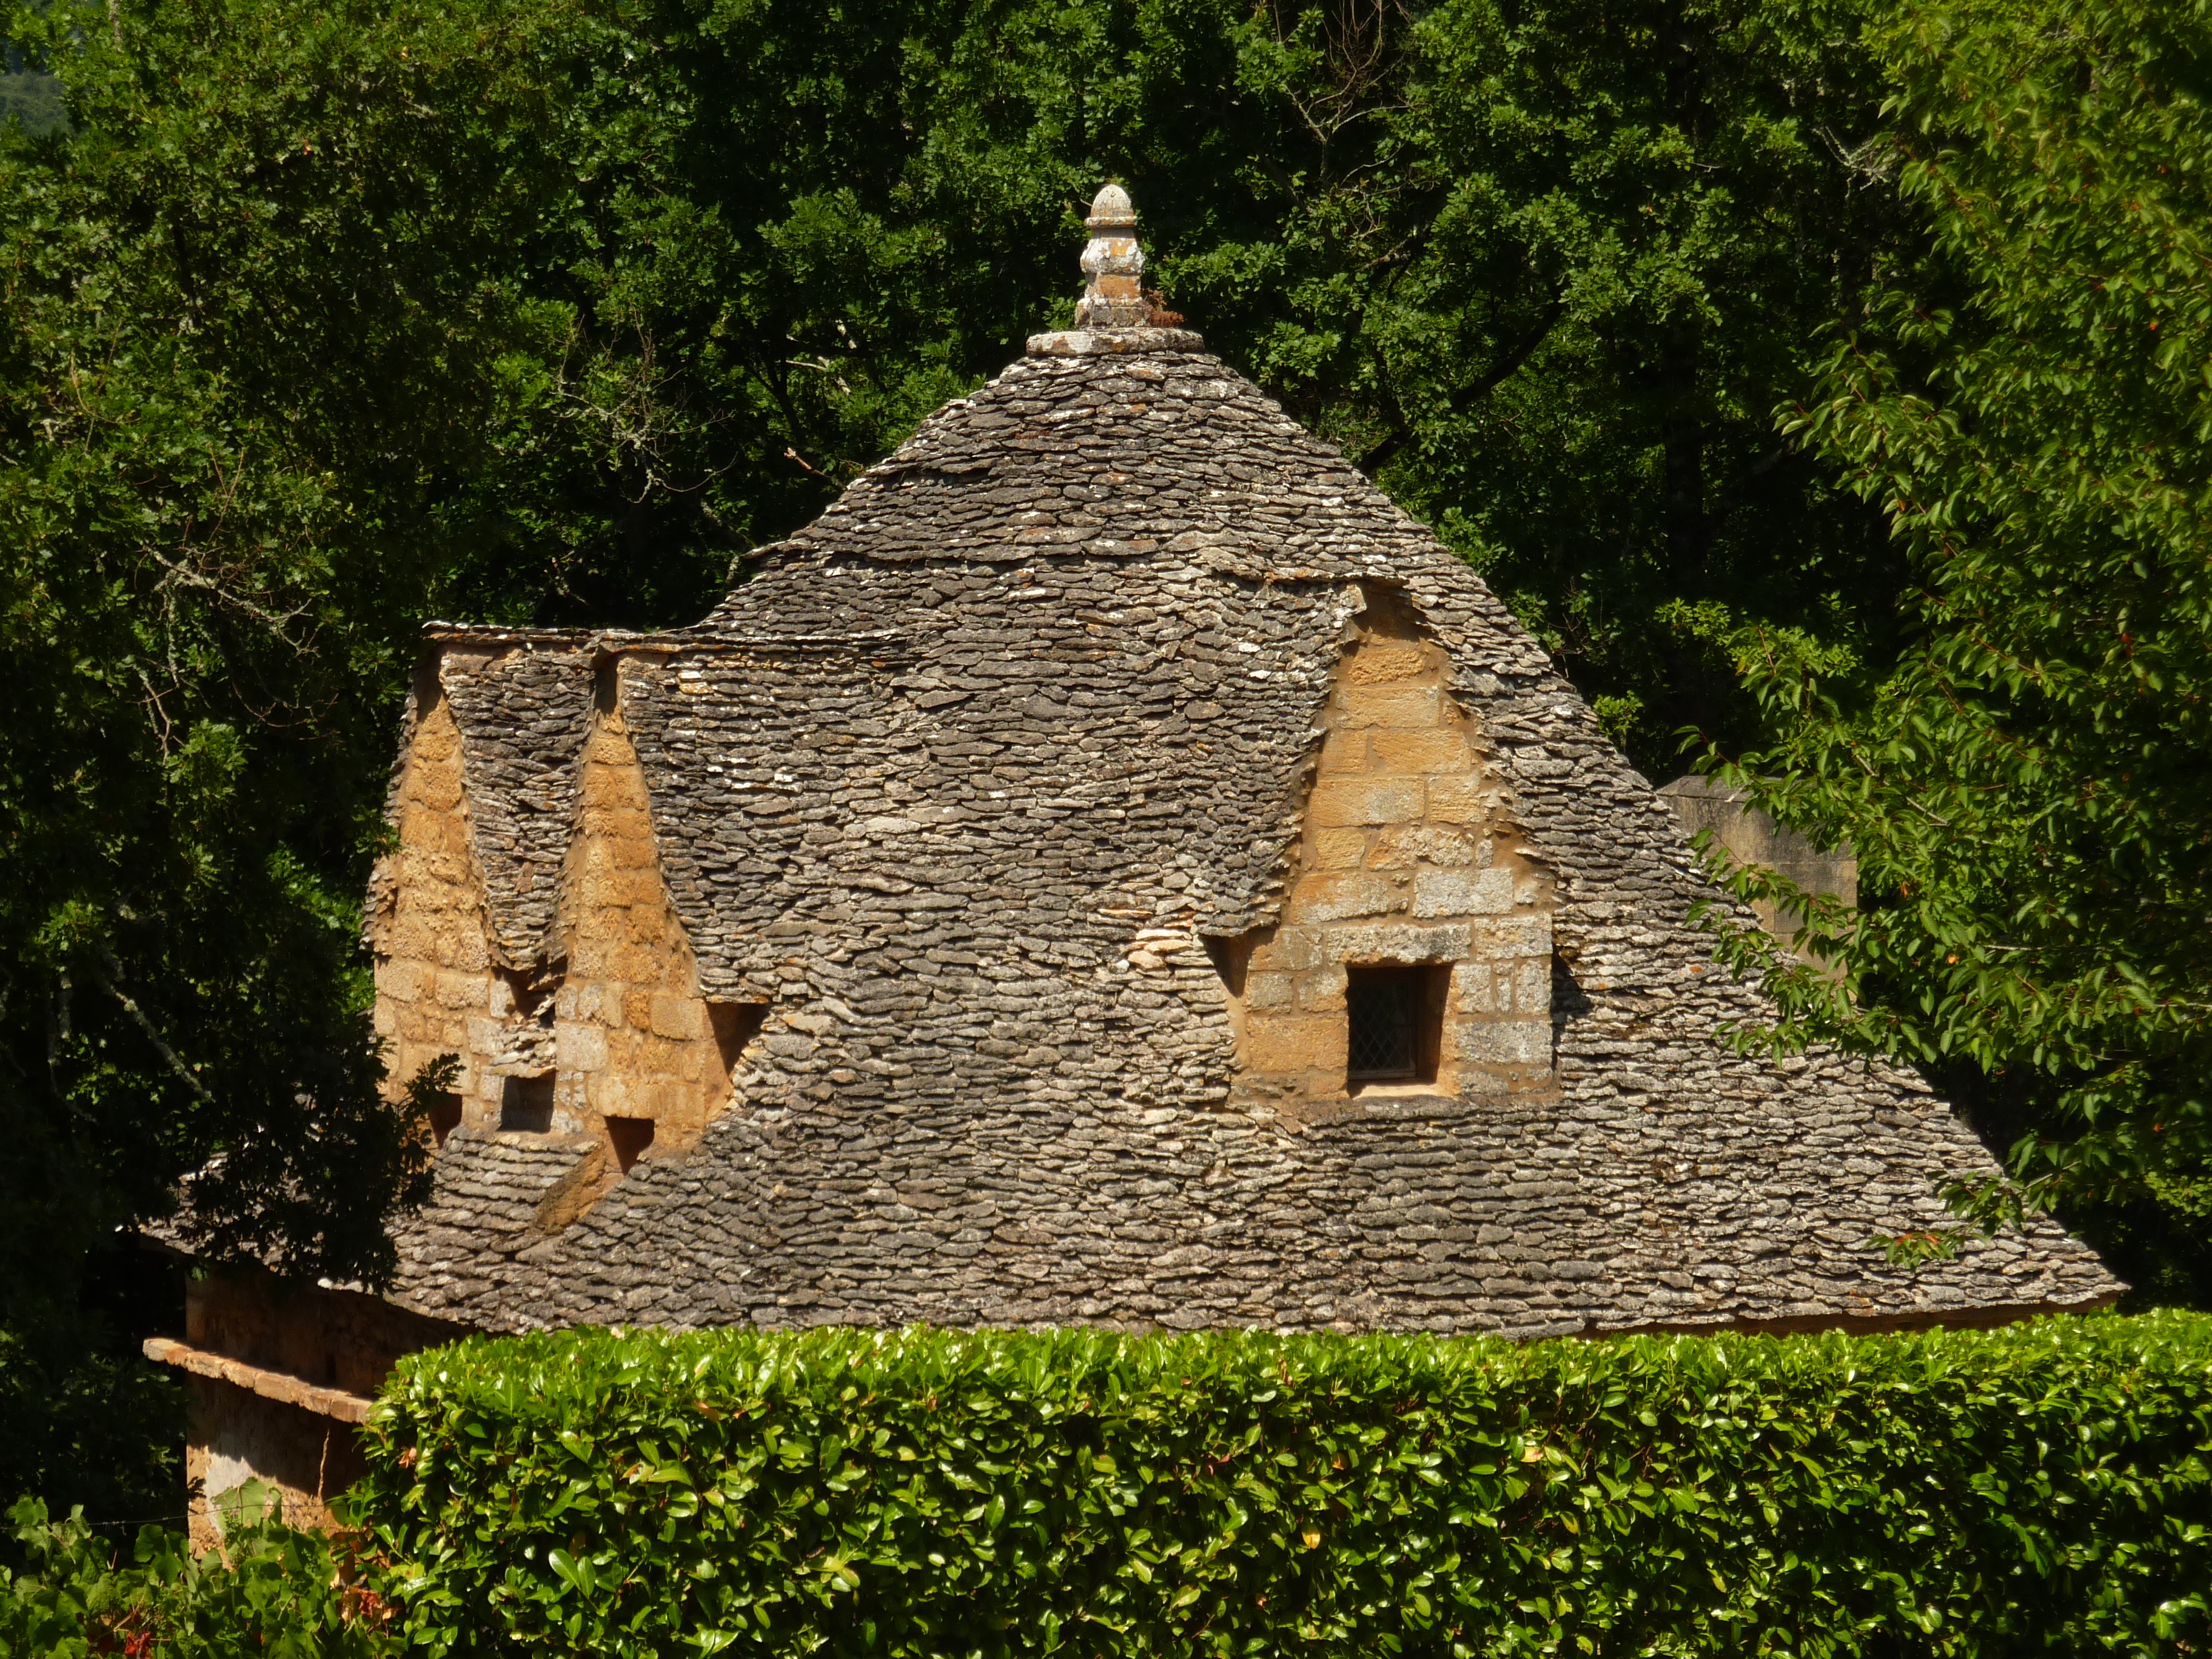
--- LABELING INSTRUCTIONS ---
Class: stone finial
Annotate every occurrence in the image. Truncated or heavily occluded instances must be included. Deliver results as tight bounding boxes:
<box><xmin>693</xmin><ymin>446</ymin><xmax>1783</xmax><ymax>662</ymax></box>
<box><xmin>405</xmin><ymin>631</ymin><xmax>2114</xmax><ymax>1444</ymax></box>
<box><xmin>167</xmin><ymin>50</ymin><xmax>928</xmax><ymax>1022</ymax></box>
<box><xmin>1076</xmin><ymin>184</ymin><xmax>1149</xmax><ymax>330</ymax></box>
<box><xmin>1027</xmin><ymin>180</ymin><xmax>1204</xmax><ymax>358</ymax></box>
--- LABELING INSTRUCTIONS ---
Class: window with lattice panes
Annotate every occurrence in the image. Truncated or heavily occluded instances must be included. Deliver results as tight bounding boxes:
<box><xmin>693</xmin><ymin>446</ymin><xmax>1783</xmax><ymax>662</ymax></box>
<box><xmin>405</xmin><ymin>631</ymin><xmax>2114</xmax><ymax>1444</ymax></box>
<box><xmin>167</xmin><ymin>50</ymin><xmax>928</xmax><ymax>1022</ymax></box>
<box><xmin>1346</xmin><ymin>964</ymin><xmax>1447</xmax><ymax>1089</ymax></box>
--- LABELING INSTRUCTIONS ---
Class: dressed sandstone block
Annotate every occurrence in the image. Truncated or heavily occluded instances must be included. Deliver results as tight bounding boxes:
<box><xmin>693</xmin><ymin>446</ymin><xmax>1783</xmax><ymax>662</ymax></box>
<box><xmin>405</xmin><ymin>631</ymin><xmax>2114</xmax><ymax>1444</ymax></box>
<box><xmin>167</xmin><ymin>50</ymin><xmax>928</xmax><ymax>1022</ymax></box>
<box><xmin>563</xmin><ymin>939</ymin><xmax>615</xmax><ymax>982</ymax></box>
<box><xmin>1248</xmin><ymin>927</ymin><xmax>1324</xmax><ymax>973</ymax></box>
<box><xmin>1294</xmin><ymin>871</ymin><xmax>1404</xmax><ymax>922</ymax></box>
<box><xmin>1340</xmin><ymin>638</ymin><xmax>1428</xmax><ymax>685</ymax></box>
<box><xmin>1314</xmin><ymin>734</ymin><xmax>1373</xmax><ymax>779</ymax></box>
<box><xmin>1330</xmin><ymin>922</ymin><xmax>1470</xmax><ymax>964</ymax></box>
<box><xmin>434</xmin><ymin>971</ymin><xmax>489</xmax><ymax>1011</ymax></box>
<box><xmin>1455</xmin><ymin>1021</ymin><xmax>1551</xmax><ymax>1067</ymax></box>
<box><xmin>1372</xmin><ymin>729</ymin><xmax>1467</xmax><ymax>774</ymax></box>
<box><xmin>556</xmin><ymin>1022</ymin><xmax>608</xmax><ymax>1072</ymax></box>
<box><xmin>1243</xmin><ymin>1015</ymin><xmax>1347</xmax><ymax>1075</ymax></box>
<box><xmin>1413</xmin><ymin>868</ymin><xmax>1516</xmax><ymax>917</ymax></box>
<box><xmin>608</xmin><ymin>946</ymin><xmax>665</xmax><ymax>987</ymax></box>
<box><xmin>1423</xmin><ymin>776</ymin><xmax>1495</xmax><ymax>824</ymax></box>
<box><xmin>1468</xmin><ymin>914</ymin><xmax>1552</xmax><ymax>955</ymax></box>
<box><xmin>1309</xmin><ymin>778</ymin><xmax>1424</xmax><ymax>827</ymax></box>
<box><xmin>1370</xmin><ymin>825</ymin><xmax>1486</xmax><ymax>868</ymax></box>
<box><xmin>375</xmin><ymin>959</ymin><xmax>430</xmax><ymax>1002</ymax></box>
<box><xmin>1506</xmin><ymin>957</ymin><xmax>1552</xmax><ymax>1011</ymax></box>
<box><xmin>1311</xmin><ymin>828</ymin><xmax>1371</xmax><ymax>870</ymax></box>
<box><xmin>1298</xmin><ymin>963</ymin><xmax>1349</xmax><ymax>1013</ymax></box>
<box><xmin>1336</xmin><ymin>685</ymin><xmax>1443</xmax><ymax>729</ymax></box>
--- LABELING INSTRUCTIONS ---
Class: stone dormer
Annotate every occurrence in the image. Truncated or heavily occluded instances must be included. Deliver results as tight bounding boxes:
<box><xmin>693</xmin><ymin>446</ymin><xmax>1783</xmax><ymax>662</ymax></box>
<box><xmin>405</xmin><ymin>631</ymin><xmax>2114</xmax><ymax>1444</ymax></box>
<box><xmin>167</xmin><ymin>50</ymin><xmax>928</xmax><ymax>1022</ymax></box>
<box><xmin>369</xmin><ymin>642</ymin><xmax>765</xmax><ymax>1212</ymax></box>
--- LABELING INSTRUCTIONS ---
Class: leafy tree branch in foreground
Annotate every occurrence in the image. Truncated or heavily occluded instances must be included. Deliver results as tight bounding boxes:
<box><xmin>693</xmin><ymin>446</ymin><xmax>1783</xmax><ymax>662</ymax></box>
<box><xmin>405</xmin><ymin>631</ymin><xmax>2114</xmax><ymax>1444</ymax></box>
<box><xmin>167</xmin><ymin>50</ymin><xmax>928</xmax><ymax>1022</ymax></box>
<box><xmin>1706</xmin><ymin>0</ymin><xmax>2212</xmax><ymax>1295</ymax></box>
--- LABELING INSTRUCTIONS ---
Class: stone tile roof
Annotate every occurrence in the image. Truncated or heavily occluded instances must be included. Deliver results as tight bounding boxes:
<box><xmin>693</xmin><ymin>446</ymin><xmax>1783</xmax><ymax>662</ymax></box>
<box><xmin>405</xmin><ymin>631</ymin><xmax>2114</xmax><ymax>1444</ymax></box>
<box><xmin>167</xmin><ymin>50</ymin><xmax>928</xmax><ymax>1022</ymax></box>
<box><xmin>388</xmin><ymin>1128</ymin><xmax>596</xmax><ymax>1329</ymax></box>
<box><xmin>377</xmin><ymin>333</ymin><xmax>2122</xmax><ymax>1338</ymax></box>
<box><xmin>435</xmin><ymin>642</ymin><xmax>595</xmax><ymax>971</ymax></box>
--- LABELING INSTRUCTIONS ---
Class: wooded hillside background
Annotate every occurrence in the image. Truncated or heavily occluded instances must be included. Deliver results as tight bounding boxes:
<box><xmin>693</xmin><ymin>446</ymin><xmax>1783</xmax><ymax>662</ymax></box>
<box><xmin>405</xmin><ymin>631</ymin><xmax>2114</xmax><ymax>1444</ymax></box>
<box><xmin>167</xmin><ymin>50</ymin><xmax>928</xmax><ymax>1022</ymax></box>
<box><xmin>1</xmin><ymin>0</ymin><xmax>2205</xmax><ymax>1522</ymax></box>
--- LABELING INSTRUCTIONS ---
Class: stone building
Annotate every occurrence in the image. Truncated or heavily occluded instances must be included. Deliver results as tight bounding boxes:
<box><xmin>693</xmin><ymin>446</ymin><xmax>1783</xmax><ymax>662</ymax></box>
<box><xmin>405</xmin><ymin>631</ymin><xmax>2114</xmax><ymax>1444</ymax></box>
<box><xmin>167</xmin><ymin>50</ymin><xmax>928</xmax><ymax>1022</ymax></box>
<box><xmin>148</xmin><ymin>186</ymin><xmax>2119</xmax><ymax>1544</ymax></box>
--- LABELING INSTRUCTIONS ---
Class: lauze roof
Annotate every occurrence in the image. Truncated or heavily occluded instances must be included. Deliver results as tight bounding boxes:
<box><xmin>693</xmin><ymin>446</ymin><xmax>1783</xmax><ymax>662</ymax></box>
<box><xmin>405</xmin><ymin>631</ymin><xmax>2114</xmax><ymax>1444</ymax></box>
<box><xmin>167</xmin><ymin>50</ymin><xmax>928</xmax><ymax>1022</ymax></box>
<box><xmin>373</xmin><ymin>191</ymin><xmax>2118</xmax><ymax>1338</ymax></box>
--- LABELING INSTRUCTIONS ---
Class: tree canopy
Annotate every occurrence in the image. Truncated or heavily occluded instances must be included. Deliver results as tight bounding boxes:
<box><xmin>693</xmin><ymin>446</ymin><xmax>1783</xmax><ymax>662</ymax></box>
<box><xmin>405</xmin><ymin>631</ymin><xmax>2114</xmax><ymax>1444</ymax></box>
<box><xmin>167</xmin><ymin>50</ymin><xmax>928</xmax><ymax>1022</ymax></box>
<box><xmin>0</xmin><ymin>0</ymin><xmax>592</xmax><ymax>1513</ymax></box>
<box><xmin>1710</xmin><ymin>0</ymin><xmax>2212</xmax><ymax>1297</ymax></box>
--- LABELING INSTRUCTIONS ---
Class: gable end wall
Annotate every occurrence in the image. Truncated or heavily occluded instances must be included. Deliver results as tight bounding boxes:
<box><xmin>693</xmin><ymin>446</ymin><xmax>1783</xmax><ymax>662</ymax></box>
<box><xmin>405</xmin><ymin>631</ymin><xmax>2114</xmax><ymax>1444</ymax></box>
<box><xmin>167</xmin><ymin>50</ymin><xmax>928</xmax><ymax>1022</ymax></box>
<box><xmin>1229</xmin><ymin>588</ymin><xmax>1555</xmax><ymax>1119</ymax></box>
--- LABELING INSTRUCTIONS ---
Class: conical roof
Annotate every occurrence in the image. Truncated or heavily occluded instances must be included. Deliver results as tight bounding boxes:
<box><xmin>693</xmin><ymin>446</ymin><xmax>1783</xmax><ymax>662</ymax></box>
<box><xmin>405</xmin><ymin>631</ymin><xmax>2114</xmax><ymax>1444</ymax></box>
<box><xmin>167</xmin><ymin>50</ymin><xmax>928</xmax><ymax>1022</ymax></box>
<box><xmin>382</xmin><ymin>190</ymin><xmax>2118</xmax><ymax>1336</ymax></box>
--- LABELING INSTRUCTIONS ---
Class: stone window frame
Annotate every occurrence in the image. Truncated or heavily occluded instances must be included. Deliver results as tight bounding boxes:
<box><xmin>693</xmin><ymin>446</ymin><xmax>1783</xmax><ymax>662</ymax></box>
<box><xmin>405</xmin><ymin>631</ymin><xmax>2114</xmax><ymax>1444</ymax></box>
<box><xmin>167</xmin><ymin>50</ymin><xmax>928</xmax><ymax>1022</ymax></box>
<box><xmin>498</xmin><ymin>1073</ymin><xmax>555</xmax><ymax>1133</ymax></box>
<box><xmin>1344</xmin><ymin>962</ymin><xmax>1449</xmax><ymax>1089</ymax></box>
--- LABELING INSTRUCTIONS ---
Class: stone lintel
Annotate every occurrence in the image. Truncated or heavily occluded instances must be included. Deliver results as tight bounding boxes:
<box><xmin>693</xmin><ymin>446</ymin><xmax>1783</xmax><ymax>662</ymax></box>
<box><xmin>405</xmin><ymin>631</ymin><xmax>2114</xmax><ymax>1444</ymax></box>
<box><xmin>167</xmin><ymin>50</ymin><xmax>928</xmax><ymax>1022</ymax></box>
<box><xmin>143</xmin><ymin>1336</ymin><xmax>375</xmax><ymax>1425</ymax></box>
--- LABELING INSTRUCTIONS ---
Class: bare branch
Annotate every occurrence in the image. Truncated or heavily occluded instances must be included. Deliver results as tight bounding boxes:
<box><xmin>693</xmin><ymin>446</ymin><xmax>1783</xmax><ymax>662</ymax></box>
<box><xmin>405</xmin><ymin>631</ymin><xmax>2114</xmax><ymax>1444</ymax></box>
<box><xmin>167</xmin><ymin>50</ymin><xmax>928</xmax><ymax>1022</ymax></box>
<box><xmin>85</xmin><ymin>943</ymin><xmax>215</xmax><ymax>1106</ymax></box>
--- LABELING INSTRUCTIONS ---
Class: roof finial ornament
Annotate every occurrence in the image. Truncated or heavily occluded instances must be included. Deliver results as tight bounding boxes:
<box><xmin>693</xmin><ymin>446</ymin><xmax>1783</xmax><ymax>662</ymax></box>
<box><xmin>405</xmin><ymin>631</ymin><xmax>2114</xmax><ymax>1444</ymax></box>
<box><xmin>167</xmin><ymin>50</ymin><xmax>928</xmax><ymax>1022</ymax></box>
<box><xmin>1075</xmin><ymin>183</ymin><xmax>1150</xmax><ymax>330</ymax></box>
<box><xmin>1027</xmin><ymin>179</ymin><xmax>1203</xmax><ymax>358</ymax></box>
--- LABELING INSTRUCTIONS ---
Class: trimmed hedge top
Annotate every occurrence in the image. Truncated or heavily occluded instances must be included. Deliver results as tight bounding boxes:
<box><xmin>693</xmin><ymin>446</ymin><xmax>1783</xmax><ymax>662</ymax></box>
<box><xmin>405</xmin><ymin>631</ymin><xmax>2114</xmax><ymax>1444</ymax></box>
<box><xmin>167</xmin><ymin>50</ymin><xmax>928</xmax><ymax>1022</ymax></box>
<box><xmin>355</xmin><ymin>1314</ymin><xmax>2212</xmax><ymax>1657</ymax></box>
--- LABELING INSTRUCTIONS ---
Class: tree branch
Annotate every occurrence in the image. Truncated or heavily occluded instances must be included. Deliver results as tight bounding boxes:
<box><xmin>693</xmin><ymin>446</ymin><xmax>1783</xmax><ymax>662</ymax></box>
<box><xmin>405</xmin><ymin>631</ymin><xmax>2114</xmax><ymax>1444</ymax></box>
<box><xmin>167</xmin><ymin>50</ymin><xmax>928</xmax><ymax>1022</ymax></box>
<box><xmin>1360</xmin><ymin>299</ymin><xmax>1565</xmax><ymax>474</ymax></box>
<box><xmin>86</xmin><ymin>944</ymin><xmax>215</xmax><ymax>1106</ymax></box>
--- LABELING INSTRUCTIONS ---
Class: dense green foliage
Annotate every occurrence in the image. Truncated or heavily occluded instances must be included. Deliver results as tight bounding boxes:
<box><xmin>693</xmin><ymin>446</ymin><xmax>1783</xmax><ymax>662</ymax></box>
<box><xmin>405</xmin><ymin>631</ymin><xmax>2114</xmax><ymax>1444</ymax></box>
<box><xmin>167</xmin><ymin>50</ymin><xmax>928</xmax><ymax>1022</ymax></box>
<box><xmin>1281</xmin><ymin>0</ymin><xmax>1906</xmax><ymax>754</ymax></box>
<box><xmin>0</xmin><ymin>72</ymin><xmax>62</xmax><ymax>138</ymax></box>
<box><xmin>0</xmin><ymin>1300</ymin><xmax>183</xmax><ymax>1547</ymax></box>
<box><xmin>1703</xmin><ymin>0</ymin><xmax>2212</xmax><ymax>1292</ymax></box>
<box><xmin>1</xmin><ymin>1492</ymin><xmax>394</xmax><ymax>1656</ymax></box>
<box><xmin>355</xmin><ymin>1317</ymin><xmax>2212</xmax><ymax>1657</ymax></box>
<box><xmin>1</xmin><ymin>35</ymin><xmax>64</xmax><ymax>136</ymax></box>
<box><xmin>0</xmin><ymin>0</ymin><xmax>591</xmax><ymax>1515</ymax></box>
<box><xmin>383</xmin><ymin>0</ymin><xmax>1913</xmax><ymax>741</ymax></box>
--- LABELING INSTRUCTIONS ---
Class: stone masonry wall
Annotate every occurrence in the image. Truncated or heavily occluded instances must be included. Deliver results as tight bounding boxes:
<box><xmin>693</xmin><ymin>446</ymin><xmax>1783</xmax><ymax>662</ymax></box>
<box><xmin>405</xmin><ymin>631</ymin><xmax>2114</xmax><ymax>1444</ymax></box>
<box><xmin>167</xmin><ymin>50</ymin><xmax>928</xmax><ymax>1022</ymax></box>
<box><xmin>546</xmin><ymin>657</ymin><xmax>756</xmax><ymax>1168</ymax></box>
<box><xmin>184</xmin><ymin>1382</ymin><xmax>361</xmax><ymax>1552</ymax></box>
<box><xmin>181</xmin><ymin>1273</ymin><xmax>463</xmax><ymax>1550</ymax></box>
<box><xmin>369</xmin><ymin>666</ymin><xmax>498</xmax><ymax>1125</ymax></box>
<box><xmin>1230</xmin><ymin>587</ymin><xmax>1554</xmax><ymax>1119</ymax></box>
<box><xmin>1658</xmin><ymin>774</ymin><xmax>1858</xmax><ymax>950</ymax></box>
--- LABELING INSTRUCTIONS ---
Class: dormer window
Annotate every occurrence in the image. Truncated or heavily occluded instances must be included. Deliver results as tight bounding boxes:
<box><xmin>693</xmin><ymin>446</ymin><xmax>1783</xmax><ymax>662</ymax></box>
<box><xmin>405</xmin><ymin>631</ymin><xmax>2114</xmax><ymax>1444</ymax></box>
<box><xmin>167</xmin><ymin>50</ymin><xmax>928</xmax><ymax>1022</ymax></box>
<box><xmin>1346</xmin><ymin>964</ymin><xmax>1446</xmax><ymax>1090</ymax></box>
<box><xmin>500</xmin><ymin>1073</ymin><xmax>555</xmax><ymax>1133</ymax></box>
<box><xmin>426</xmin><ymin>1090</ymin><xmax>463</xmax><ymax>1148</ymax></box>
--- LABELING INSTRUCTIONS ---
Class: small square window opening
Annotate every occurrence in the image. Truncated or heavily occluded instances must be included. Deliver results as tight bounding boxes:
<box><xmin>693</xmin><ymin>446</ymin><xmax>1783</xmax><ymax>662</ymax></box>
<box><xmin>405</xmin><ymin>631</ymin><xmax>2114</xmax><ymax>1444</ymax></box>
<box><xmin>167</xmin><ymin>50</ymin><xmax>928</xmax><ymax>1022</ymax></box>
<box><xmin>1346</xmin><ymin>964</ymin><xmax>1447</xmax><ymax>1090</ymax></box>
<box><xmin>426</xmin><ymin>1089</ymin><xmax>463</xmax><ymax>1148</ymax></box>
<box><xmin>606</xmin><ymin>1114</ymin><xmax>655</xmax><ymax>1173</ymax></box>
<box><xmin>499</xmin><ymin>1073</ymin><xmax>555</xmax><ymax>1133</ymax></box>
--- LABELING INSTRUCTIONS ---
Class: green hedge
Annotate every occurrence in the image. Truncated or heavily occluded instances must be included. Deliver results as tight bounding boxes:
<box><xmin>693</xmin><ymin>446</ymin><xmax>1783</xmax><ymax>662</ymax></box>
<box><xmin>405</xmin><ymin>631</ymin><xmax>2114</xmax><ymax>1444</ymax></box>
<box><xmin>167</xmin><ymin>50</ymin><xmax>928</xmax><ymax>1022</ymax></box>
<box><xmin>353</xmin><ymin>1315</ymin><xmax>2212</xmax><ymax>1658</ymax></box>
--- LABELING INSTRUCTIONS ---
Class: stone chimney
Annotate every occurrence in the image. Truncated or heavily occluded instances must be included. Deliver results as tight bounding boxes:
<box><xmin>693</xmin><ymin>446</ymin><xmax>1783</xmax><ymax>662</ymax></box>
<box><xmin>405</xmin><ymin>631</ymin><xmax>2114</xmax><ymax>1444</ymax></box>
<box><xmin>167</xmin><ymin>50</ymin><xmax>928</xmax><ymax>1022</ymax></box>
<box><xmin>1659</xmin><ymin>775</ymin><xmax>1856</xmax><ymax>958</ymax></box>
